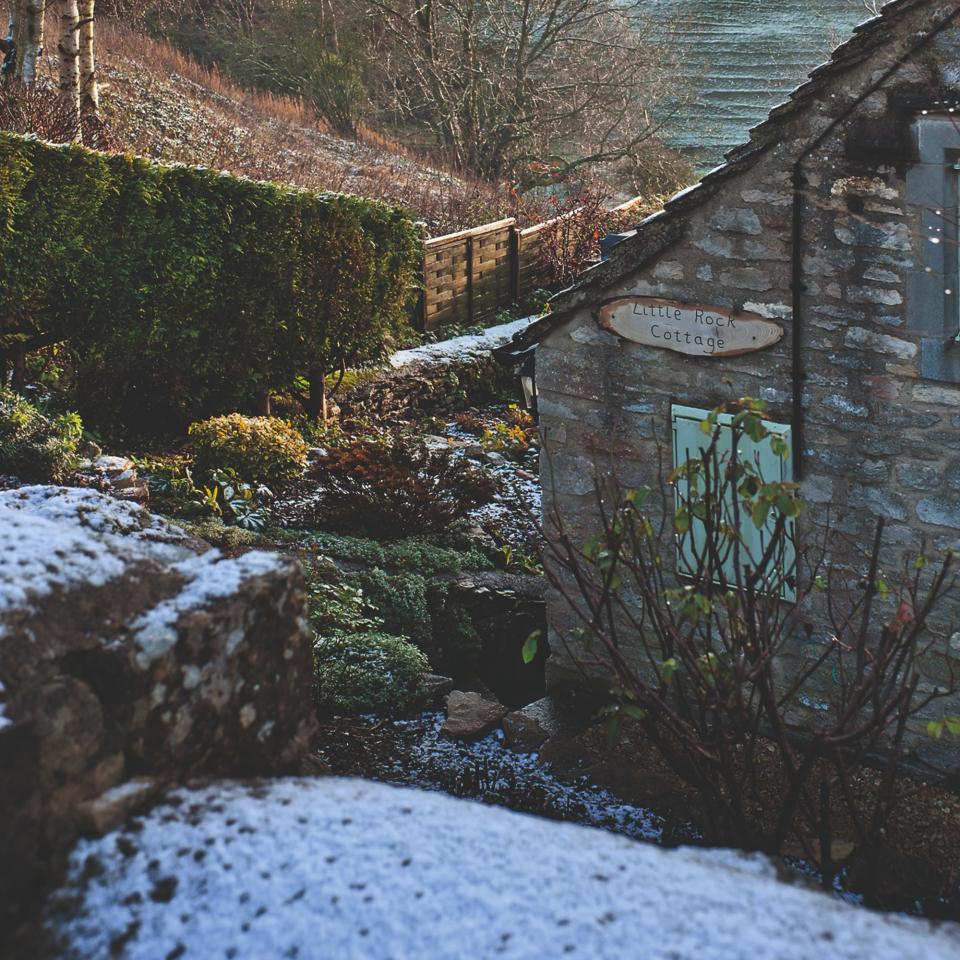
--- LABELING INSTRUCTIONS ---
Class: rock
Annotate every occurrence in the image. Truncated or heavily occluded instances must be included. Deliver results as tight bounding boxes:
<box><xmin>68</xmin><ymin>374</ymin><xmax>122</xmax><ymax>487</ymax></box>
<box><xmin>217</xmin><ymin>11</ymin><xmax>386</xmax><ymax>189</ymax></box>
<box><xmin>0</xmin><ymin>486</ymin><xmax>315</xmax><ymax>939</ymax></box>
<box><xmin>77</xmin><ymin>454</ymin><xmax>149</xmax><ymax>500</ymax></box>
<box><xmin>501</xmin><ymin>694</ymin><xmax>591</xmax><ymax>753</ymax></box>
<box><xmin>441</xmin><ymin>690</ymin><xmax>507</xmax><ymax>740</ymax></box>
<box><xmin>416</xmin><ymin>673</ymin><xmax>456</xmax><ymax>708</ymax></box>
<box><xmin>38</xmin><ymin>778</ymin><xmax>960</xmax><ymax>960</ymax></box>
<box><xmin>75</xmin><ymin>777</ymin><xmax>161</xmax><ymax>835</ymax></box>
<box><xmin>502</xmin><ymin>710</ymin><xmax>550</xmax><ymax>752</ymax></box>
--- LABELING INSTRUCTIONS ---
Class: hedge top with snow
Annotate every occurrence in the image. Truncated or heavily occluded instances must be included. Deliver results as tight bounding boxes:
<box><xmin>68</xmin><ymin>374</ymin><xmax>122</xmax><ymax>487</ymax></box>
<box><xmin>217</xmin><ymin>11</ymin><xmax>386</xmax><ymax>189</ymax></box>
<box><xmin>0</xmin><ymin>132</ymin><xmax>422</xmax><ymax>435</ymax></box>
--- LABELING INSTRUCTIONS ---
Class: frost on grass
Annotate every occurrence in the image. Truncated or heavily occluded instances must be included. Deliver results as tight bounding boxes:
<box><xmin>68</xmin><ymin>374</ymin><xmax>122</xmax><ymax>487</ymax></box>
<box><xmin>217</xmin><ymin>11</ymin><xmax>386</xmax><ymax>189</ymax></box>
<box><xmin>46</xmin><ymin>778</ymin><xmax>960</xmax><ymax>960</ymax></box>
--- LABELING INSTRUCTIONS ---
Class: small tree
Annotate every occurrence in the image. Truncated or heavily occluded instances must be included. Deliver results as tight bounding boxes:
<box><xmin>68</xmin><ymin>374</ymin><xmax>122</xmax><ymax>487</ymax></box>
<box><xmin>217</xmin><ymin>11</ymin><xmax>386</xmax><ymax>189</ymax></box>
<box><xmin>546</xmin><ymin>398</ymin><xmax>958</xmax><ymax>897</ymax></box>
<box><xmin>364</xmin><ymin>0</ymin><xmax>687</xmax><ymax>180</ymax></box>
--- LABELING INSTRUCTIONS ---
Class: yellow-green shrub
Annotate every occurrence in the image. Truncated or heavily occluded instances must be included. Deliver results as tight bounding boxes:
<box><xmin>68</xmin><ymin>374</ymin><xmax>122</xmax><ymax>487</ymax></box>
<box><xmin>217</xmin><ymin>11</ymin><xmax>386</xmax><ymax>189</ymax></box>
<box><xmin>188</xmin><ymin>414</ymin><xmax>308</xmax><ymax>486</ymax></box>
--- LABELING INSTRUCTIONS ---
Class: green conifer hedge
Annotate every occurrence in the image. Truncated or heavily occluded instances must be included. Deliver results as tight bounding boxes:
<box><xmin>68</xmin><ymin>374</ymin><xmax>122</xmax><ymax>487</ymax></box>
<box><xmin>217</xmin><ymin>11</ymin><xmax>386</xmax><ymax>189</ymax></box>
<box><xmin>0</xmin><ymin>132</ymin><xmax>422</xmax><ymax>436</ymax></box>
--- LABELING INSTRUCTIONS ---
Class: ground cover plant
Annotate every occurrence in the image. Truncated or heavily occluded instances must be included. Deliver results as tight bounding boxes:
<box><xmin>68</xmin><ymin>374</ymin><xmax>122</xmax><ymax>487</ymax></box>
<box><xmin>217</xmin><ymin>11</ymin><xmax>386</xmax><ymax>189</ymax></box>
<box><xmin>0</xmin><ymin>386</ymin><xmax>82</xmax><ymax>482</ymax></box>
<box><xmin>306</xmin><ymin>559</ymin><xmax>430</xmax><ymax>717</ymax></box>
<box><xmin>546</xmin><ymin>398</ymin><xmax>959</xmax><ymax>899</ymax></box>
<box><xmin>308</xmin><ymin>429</ymin><xmax>497</xmax><ymax>538</ymax></box>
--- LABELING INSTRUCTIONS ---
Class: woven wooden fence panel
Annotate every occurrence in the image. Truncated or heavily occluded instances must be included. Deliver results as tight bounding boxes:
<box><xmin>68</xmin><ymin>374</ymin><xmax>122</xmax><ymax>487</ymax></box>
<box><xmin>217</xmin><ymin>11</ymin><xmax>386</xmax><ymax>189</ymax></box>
<box><xmin>418</xmin><ymin>197</ymin><xmax>646</xmax><ymax>330</ymax></box>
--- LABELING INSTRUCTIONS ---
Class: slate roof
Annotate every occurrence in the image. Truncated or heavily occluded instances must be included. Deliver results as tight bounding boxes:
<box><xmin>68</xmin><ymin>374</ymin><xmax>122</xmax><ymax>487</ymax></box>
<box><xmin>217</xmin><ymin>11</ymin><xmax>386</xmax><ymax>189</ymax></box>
<box><xmin>506</xmin><ymin>0</ymin><xmax>959</xmax><ymax>351</ymax></box>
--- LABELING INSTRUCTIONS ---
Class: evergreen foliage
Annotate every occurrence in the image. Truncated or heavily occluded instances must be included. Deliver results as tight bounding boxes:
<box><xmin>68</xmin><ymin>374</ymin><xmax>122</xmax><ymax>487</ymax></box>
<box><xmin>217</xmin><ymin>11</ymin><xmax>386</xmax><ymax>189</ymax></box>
<box><xmin>188</xmin><ymin>414</ymin><xmax>308</xmax><ymax>487</ymax></box>
<box><xmin>0</xmin><ymin>132</ymin><xmax>421</xmax><ymax>436</ymax></box>
<box><xmin>0</xmin><ymin>387</ymin><xmax>82</xmax><ymax>481</ymax></box>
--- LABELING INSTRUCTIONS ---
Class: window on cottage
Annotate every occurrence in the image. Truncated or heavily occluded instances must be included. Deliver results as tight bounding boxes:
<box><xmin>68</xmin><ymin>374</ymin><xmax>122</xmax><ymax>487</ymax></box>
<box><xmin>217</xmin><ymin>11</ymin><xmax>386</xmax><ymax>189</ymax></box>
<box><xmin>905</xmin><ymin>115</ymin><xmax>960</xmax><ymax>382</ymax></box>
<box><xmin>671</xmin><ymin>404</ymin><xmax>796</xmax><ymax>601</ymax></box>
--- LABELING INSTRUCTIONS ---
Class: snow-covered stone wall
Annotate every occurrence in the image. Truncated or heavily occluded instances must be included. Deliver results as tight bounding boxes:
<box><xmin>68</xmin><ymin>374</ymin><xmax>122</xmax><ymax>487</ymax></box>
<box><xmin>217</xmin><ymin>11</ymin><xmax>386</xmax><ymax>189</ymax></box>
<box><xmin>0</xmin><ymin>487</ymin><xmax>315</xmax><ymax>938</ymax></box>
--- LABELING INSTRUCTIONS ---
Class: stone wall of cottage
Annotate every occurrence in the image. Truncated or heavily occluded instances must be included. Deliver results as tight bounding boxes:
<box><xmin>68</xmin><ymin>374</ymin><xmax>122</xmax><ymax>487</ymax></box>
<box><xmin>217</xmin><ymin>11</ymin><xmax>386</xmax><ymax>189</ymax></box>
<box><xmin>538</xmin><ymin>6</ymin><xmax>960</xmax><ymax>772</ymax></box>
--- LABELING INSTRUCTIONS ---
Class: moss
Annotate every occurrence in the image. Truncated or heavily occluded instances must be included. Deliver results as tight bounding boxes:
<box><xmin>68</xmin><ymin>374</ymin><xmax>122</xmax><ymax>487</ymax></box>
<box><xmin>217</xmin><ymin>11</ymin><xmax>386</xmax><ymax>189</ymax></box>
<box><xmin>179</xmin><ymin>518</ymin><xmax>266</xmax><ymax>551</ymax></box>
<box><xmin>306</xmin><ymin>530</ymin><xmax>492</xmax><ymax>575</ymax></box>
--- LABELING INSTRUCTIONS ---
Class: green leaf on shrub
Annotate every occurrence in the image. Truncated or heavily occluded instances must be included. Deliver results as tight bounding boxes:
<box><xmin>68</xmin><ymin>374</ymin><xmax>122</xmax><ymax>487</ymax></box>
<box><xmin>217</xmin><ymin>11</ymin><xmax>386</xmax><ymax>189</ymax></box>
<box><xmin>622</xmin><ymin>704</ymin><xmax>646</xmax><ymax>722</ymax></box>
<box><xmin>751</xmin><ymin>500</ymin><xmax>770</xmax><ymax>530</ymax></box>
<box><xmin>661</xmin><ymin>658</ymin><xmax>680</xmax><ymax>684</ymax></box>
<box><xmin>521</xmin><ymin>631</ymin><xmax>541</xmax><ymax>665</ymax></box>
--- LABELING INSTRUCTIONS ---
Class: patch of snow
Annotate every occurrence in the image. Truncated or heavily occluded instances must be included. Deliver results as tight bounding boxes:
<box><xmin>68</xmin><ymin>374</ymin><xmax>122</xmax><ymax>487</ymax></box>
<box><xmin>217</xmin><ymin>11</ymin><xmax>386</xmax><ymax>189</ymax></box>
<box><xmin>130</xmin><ymin>550</ymin><xmax>282</xmax><ymax>668</ymax></box>
<box><xmin>0</xmin><ymin>487</ymin><xmax>198</xmax><ymax>620</ymax></box>
<box><xmin>377</xmin><ymin>712</ymin><xmax>666</xmax><ymax>844</ymax></box>
<box><xmin>47</xmin><ymin>777</ymin><xmax>960</xmax><ymax>960</ymax></box>
<box><xmin>389</xmin><ymin>316</ymin><xmax>536</xmax><ymax>369</ymax></box>
<box><xmin>0</xmin><ymin>504</ymin><xmax>126</xmax><ymax>615</ymax></box>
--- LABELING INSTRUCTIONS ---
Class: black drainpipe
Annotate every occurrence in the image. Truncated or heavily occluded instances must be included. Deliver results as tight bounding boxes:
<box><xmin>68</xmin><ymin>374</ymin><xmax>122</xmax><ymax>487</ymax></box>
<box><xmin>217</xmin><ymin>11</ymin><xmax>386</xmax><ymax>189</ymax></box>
<box><xmin>790</xmin><ymin>2</ymin><xmax>960</xmax><ymax>476</ymax></box>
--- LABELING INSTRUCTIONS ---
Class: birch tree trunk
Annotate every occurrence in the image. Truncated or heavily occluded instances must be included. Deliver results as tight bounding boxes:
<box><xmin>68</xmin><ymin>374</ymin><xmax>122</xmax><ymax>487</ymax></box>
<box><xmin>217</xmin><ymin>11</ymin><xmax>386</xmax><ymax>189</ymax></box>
<box><xmin>58</xmin><ymin>0</ymin><xmax>81</xmax><ymax>140</ymax></box>
<box><xmin>16</xmin><ymin>0</ymin><xmax>45</xmax><ymax>86</ymax></box>
<box><xmin>78</xmin><ymin>0</ymin><xmax>98</xmax><ymax>121</ymax></box>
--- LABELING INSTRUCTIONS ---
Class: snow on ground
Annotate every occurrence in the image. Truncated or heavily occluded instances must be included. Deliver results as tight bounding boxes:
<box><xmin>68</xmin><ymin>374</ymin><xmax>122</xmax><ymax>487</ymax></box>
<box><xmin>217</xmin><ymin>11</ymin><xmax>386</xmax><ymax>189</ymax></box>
<box><xmin>46</xmin><ymin>777</ymin><xmax>960</xmax><ymax>960</ymax></box>
<box><xmin>371</xmin><ymin>711</ymin><xmax>669</xmax><ymax>844</ymax></box>
<box><xmin>389</xmin><ymin>316</ymin><xmax>535</xmax><ymax>369</ymax></box>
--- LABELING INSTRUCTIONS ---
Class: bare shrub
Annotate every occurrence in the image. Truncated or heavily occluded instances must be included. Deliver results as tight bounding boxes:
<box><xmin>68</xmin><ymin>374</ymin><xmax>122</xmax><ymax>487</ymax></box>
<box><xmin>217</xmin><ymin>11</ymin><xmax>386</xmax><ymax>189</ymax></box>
<box><xmin>546</xmin><ymin>398</ymin><xmax>959</xmax><ymax>896</ymax></box>
<box><xmin>0</xmin><ymin>77</ymin><xmax>80</xmax><ymax>141</ymax></box>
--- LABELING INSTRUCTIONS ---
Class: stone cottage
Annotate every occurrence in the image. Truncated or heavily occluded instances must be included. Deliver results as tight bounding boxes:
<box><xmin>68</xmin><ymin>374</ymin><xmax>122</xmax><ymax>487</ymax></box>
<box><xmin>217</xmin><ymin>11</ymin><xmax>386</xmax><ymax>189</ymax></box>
<box><xmin>515</xmin><ymin>0</ymin><xmax>960</xmax><ymax>768</ymax></box>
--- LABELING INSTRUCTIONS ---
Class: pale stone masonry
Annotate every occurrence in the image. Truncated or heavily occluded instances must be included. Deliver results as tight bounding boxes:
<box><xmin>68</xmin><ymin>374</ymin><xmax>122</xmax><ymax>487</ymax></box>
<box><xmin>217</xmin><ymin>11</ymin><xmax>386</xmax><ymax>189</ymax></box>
<box><xmin>515</xmin><ymin>0</ymin><xmax>960</xmax><ymax>772</ymax></box>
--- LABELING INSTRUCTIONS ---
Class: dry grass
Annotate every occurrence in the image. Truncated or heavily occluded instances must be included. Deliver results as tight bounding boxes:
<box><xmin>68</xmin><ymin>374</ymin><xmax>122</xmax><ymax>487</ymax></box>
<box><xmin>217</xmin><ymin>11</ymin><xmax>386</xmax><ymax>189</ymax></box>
<box><xmin>2</xmin><ymin>12</ymin><xmax>679</xmax><ymax>234</ymax></box>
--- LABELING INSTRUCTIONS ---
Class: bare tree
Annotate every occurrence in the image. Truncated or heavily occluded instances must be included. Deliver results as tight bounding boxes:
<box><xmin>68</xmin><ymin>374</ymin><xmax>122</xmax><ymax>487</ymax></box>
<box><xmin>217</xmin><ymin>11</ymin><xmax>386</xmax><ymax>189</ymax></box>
<box><xmin>364</xmin><ymin>0</ymin><xmax>685</xmax><ymax>179</ymax></box>
<box><xmin>58</xmin><ymin>0</ymin><xmax>81</xmax><ymax>138</ymax></box>
<box><xmin>78</xmin><ymin>0</ymin><xmax>98</xmax><ymax>120</ymax></box>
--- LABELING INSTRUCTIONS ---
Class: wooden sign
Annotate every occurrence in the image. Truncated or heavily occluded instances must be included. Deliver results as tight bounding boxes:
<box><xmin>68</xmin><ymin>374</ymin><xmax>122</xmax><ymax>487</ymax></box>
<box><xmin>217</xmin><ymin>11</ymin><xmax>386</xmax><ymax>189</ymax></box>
<box><xmin>596</xmin><ymin>297</ymin><xmax>784</xmax><ymax>358</ymax></box>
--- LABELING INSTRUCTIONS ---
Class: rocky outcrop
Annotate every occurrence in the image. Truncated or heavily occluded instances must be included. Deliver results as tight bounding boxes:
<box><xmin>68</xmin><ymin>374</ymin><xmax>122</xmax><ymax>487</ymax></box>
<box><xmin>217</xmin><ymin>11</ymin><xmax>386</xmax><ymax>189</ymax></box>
<box><xmin>447</xmin><ymin>571</ymin><xmax>547</xmax><ymax>706</ymax></box>
<box><xmin>38</xmin><ymin>777</ymin><xmax>960</xmax><ymax>960</ymax></box>
<box><xmin>0</xmin><ymin>486</ymin><xmax>315</xmax><ymax>938</ymax></box>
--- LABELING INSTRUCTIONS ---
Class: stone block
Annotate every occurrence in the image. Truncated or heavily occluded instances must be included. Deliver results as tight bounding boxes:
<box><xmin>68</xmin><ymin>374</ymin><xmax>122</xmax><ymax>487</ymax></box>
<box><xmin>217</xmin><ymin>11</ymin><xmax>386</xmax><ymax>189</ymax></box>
<box><xmin>0</xmin><ymin>487</ymin><xmax>314</xmax><ymax>934</ymax></box>
<box><xmin>917</xmin><ymin>497</ymin><xmax>960</xmax><ymax>529</ymax></box>
<box><xmin>710</xmin><ymin>207</ymin><xmax>762</xmax><ymax>235</ymax></box>
<box><xmin>718</xmin><ymin>267</ymin><xmax>773</xmax><ymax>292</ymax></box>
<box><xmin>847</xmin><ymin>286</ymin><xmax>903</xmax><ymax>306</ymax></box>
<box><xmin>844</xmin><ymin>327</ymin><xmax>917</xmax><ymax>359</ymax></box>
<box><xmin>896</xmin><ymin>462</ymin><xmax>942</xmax><ymax>491</ymax></box>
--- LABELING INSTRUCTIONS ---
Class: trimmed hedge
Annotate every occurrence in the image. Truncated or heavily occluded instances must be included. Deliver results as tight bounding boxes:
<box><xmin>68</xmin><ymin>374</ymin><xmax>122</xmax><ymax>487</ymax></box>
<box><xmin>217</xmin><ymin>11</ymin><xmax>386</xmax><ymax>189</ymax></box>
<box><xmin>0</xmin><ymin>132</ymin><xmax>422</xmax><ymax>436</ymax></box>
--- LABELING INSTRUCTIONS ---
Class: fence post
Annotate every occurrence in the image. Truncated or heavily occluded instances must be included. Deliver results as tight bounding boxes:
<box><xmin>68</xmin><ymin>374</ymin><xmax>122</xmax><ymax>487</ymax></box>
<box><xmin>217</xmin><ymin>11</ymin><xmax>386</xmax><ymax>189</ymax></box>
<box><xmin>417</xmin><ymin>221</ymin><xmax>429</xmax><ymax>331</ymax></box>
<box><xmin>509</xmin><ymin>225</ymin><xmax>521</xmax><ymax>304</ymax></box>
<box><xmin>465</xmin><ymin>232</ymin><xmax>475</xmax><ymax>325</ymax></box>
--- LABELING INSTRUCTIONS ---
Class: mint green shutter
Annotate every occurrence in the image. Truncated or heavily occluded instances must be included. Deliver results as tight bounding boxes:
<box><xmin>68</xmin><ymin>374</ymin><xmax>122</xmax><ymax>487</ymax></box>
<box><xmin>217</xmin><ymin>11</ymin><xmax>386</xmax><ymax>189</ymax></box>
<box><xmin>672</xmin><ymin>405</ymin><xmax>795</xmax><ymax>600</ymax></box>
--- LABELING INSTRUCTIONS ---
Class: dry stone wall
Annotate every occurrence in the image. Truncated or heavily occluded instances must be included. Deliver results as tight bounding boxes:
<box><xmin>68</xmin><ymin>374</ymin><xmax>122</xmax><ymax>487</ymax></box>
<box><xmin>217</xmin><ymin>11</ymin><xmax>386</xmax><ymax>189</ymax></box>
<box><xmin>0</xmin><ymin>487</ymin><xmax>315</xmax><ymax>939</ymax></box>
